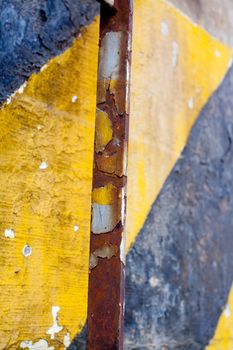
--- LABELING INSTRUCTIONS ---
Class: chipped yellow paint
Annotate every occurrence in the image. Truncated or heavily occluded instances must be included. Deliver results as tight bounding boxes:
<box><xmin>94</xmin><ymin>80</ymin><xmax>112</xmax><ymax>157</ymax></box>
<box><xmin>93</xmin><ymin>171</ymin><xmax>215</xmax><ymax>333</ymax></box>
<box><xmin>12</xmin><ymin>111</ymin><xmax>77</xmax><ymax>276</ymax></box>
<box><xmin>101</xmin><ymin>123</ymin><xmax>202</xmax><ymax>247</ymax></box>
<box><xmin>0</xmin><ymin>18</ymin><xmax>99</xmax><ymax>350</ymax></box>
<box><xmin>95</xmin><ymin>109</ymin><xmax>113</xmax><ymax>152</ymax></box>
<box><xmin>92</xmin><ymin>183</ymin><xmax>117</xmax><ymax>205</ymax></box>
<box><xmin>126</xmin><ymin>0</ymin><xmax>233</xmax><ymax>252</ymax></box>
<box><xmin>206</xmin><ymin>286</ymin><xmax>233</xmax><ymax>349</ymax></box>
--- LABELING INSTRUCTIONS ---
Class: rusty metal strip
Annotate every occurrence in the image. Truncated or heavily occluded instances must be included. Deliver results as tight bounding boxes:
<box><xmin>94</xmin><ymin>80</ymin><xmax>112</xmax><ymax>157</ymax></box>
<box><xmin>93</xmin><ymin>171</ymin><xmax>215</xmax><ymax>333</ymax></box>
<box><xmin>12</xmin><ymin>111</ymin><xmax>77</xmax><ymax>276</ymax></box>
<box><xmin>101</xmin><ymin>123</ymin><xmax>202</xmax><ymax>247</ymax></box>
<box><xmin>87</xmin><ymin>1</ymin><xmax>133</xmax><ymax>349</ymax></box>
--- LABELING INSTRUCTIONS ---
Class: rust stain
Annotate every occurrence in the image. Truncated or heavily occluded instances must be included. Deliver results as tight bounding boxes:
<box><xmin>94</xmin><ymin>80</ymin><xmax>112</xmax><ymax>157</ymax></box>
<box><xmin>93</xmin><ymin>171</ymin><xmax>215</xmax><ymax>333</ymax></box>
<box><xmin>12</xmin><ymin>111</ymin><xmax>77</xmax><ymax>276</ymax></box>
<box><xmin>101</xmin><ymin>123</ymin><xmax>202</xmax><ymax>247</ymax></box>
<box><xmin>87</xmin><ymin>1</ymin><xmax>133</xmax><ymax>349</ymax></box>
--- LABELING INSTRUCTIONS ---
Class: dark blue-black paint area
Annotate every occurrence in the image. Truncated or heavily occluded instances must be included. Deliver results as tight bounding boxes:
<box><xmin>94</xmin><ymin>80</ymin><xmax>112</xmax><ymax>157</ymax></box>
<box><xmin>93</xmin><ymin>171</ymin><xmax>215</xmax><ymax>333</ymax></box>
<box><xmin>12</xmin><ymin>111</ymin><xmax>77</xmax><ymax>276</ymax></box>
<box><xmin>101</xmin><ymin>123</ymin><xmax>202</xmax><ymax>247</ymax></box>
<box><xmin>0</xmin><ymin>0</ymin><xmax>99</xmax><ymax>105</ymax></box>
<box><xmin>125</xmin><ymin>65</ymin><xmax>233</xmax><ymax>349</ymax></box>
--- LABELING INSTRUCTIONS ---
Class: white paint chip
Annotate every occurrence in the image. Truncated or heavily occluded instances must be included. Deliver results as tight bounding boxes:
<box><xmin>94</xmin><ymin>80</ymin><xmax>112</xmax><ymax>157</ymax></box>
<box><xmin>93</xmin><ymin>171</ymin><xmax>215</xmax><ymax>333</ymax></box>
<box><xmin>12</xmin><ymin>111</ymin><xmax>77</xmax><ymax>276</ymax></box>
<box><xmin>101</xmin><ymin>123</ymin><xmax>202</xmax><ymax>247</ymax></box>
<box><xmin>172</xmin><ymin>41</ymin><xmax>179</xmax><ymax>68</ymax></box>
<box><xmin>63</xmin><ymin>333</ymin><xmax>71</xmax><ymax>348</ymax></box>
<box><xmin>188</xmin><ymin>96</ymin><xmax>194</xmax><ymax>109</ymax></box>
<box><xmin>161</xmin><ymin>20</ymin><xmax>169</xmax><ymax>35</ymax></box>
<box><xmin>224</xmin><ymin>304</ymin><xmax>231</xmax><ymax>318</ymax></box>
<box><xmin>47</xmin><ymin>306</ymin><xmax>63</xmax><ymax>340</ymax></box>
<box><xmin>73</xmin><ymin>225</ymin><xmax>79</xmax><ymax>233</ymax></box>
<box><xmin>98</xmin><ymin>31</ymin><xmax>123</xmax><ymax>80</ymax></box>
<box><xmin>39</xmin><ymin>161</ymin><xmax>48</xmax><ymax>170</ymax></box>
<box><xmin>22</xmin><ymin>244</ymin><xmax>32</xmax><ymax>257</ymax></box>
<box><xmin>91</xmin><ymin>203</ymin><xmax>118</xmax><ymax>234</ymax></box>
<box><xmin>72</xmin><ymin>95</ymin><xmax>78</xmax><ymax>103</ymax></box>
<box><xmin>20</xmin><ymin>339</ymin><xmax>54</xmax><ymax>350</ymax></box>
<box><xmin>4</xmin><ymin>228</ymin><xmax>15</xmax><ymax>239</ymax></box>
<box><xmin>40</xmin><ymin>64</ymin><xmax>48</xmax><ymax>72</ymax></box>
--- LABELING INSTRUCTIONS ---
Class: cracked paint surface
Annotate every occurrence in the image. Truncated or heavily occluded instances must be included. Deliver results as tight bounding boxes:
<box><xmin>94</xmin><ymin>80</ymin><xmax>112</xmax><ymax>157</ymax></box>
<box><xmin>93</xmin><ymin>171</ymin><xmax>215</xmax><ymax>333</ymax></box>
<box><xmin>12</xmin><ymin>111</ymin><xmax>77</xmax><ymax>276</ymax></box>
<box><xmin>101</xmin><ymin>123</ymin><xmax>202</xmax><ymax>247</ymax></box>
<box><xmin>0</xmin><ymin>17</ymin><xmax>99</xmax><ymax>349</ymax></box>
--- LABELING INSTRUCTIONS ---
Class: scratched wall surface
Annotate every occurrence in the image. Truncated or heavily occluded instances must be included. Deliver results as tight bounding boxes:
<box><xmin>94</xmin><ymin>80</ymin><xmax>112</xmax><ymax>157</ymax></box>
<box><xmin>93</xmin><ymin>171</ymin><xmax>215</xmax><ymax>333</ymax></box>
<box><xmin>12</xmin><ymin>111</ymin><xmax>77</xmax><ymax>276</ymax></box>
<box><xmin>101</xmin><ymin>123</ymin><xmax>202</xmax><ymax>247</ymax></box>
<box><xmin>0</xmin><ymin>16</ymin><xmax>99</xmax><ymax>350</ymax></box>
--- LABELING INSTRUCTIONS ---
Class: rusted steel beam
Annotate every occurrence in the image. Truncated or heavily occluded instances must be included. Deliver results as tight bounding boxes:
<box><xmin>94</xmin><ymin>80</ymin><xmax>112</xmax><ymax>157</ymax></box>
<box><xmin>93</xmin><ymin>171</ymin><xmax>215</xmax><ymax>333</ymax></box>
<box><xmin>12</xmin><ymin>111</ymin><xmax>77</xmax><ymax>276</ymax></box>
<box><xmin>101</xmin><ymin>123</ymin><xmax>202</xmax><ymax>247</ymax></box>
<box><xmin>87</xmin><ymin>1</ymin><xmax>133</xmax><ymax>349</ymax></box>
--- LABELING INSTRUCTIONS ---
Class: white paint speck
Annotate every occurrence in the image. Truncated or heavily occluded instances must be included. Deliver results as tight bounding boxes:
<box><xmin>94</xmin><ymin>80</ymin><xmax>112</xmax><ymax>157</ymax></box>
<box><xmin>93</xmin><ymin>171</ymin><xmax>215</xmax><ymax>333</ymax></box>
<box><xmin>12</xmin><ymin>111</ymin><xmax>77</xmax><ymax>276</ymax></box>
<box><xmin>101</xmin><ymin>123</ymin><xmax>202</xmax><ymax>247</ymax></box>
<box><xmin>4</xmin><ymin>228</ymin><xmax>15</xmax><ymax>239</ymax></box>
<box><xmin>161</xmin><ymin>20</ymin><xmax>169</xmax><ymax>35</ymax></box>
<box><xmin>172</xmin><ymin>41</ymin><xmax>179</xmax><ymax>68</ymax></box>
<box><xmin>18</xmin><ymin>82</ymin><xmax>27</xmax><ymax>94</ymax></box>
<box><xmin>6</xmin><ymin>96</ymin><xmax>12</xmax><ymax>105</ymax></box>
<box><xmin>40</xmin><ymin>64</ymin><xmax>48</xmax><ymax>72</ymax></box>
<box><xmin>22</xmin><ymin>244</ymin><xmax>32</xmax><ymax>257</ymax></box>
<box><xmin>47</xmin><ymin>306</ymin><xmax>63</xmax><ymax>340</ymax></box>
<box><xmin>188</xmin><ymin>96</ymin><xmax>194</xmax><ymax>109</ymax></box>
<box><xmin>20</xmin><ymin>339</ymin><xmax>54</xmax><ymax>350</ymax></box>
<box><xmin>73</xmin><ymin>225</ymin><xmax>79</xmax><ymax>233</ymax></box>
<box><xmin>215</xmin><ymin>50</ymin><xmax>221</xmax><ymax>58</ymax></box>
<box><xmin>63</xmin><ymin>333</ymin><xmax>71</xmax><ymax>349</ymax></box>
<box><xmin>37</xmin><ymin>125</ymin><xmax>44</xmax><ymax>130</ymax></box>
<box><xmin>149</xmin><ymin>276</ymin><xmax>160</xmax><ymax>288</ymax></box>
<box><xmin>39</xmin><ymin>161</ymin><xmax>48</xmax><ymax>170</ymax></box>
<box><xmin>224</xmin><ymin>304</ymin><xmax>231</xmax><ymax>318</ymax></box>
<box><xmin>72</xmin><ymin>95</ymin><xmax>78</xmax><ymax>103</ymax></box>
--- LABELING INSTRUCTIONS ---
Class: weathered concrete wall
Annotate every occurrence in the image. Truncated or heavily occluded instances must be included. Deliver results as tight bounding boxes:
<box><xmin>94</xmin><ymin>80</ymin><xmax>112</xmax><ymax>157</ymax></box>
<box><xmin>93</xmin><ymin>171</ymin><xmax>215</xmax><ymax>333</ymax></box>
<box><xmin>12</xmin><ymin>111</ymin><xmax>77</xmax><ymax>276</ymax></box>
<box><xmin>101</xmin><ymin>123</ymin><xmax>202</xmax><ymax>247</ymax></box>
<box><xmin>168</xmin><ymin>0</ymin><xmax>233</xmax><ymax>47</ymax></box>
<box><xmin>0</xmin><ymin>0</ymin><xmax>233</xmax><ymax>349</ymax></box>
<box><xmin>125</xmin><ymin>64</ymin><xmax>233</xmax><ymax>349</ymax></box>
<box><xmin>0</xmin><ymin>0</ymin><xmax>99</xmax><ymax>105</ymax></box>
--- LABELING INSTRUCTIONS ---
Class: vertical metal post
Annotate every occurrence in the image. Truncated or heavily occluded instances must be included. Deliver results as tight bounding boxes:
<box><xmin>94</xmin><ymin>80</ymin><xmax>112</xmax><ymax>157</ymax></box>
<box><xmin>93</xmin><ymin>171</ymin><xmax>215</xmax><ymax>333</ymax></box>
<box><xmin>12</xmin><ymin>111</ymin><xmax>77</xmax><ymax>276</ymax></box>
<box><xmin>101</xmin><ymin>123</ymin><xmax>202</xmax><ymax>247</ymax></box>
<box><xmin>87</xmin><ymin>1</ymin><xmax>133</xmax><ymax>349</ymax></box>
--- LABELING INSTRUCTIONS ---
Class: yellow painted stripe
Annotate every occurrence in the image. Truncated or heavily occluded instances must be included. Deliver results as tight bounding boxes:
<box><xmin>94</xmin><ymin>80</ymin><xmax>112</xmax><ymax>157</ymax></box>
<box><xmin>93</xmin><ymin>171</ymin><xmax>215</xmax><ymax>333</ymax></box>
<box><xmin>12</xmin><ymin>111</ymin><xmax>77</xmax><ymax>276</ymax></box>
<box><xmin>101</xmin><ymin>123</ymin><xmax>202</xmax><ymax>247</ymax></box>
<box><xmin>0</xmin><ymin>18</ymin><xmax>99</xmax><ymax>349</ymax></box>
<box><xmin>126</xmin><ymin>0</ymin><xmax>233</xmax><ymax>252</ymax></box>
<box><xmin>206</xmin><ymin>287</ymin><xmax>233</xmax><ymax>349</ymax></box>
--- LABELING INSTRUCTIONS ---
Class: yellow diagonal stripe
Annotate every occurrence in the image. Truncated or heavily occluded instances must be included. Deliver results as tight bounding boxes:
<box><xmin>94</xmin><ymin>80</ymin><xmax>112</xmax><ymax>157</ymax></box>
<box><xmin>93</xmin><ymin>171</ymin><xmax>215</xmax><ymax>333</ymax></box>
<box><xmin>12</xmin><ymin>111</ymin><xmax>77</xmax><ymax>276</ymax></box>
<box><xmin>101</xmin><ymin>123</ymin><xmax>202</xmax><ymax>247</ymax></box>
<box><xmin>0</xmin><ymin>18</ymin><xmax>99</xmax><ymax>349</ymax></box>
<box><xmin>126</xmin><ymin>0</ymin><xmax>232</xmax><ymax>252</ymax></box>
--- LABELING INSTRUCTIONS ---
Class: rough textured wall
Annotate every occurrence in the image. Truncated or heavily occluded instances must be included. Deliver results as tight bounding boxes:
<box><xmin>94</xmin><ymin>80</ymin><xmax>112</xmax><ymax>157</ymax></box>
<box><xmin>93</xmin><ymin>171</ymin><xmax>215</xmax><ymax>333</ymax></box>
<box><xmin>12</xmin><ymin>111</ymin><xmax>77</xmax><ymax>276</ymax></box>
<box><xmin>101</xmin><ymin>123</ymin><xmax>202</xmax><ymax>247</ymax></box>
<box><xmin>0</xmin><ymin>0</ymin><xmax>99</xmax><ymax>105</ymax></box>
<box><xmin>0</xmin><ymin>13</ymin><xmax>99</xmax><ymax>350</ymax></box>
<box><xmin>168</xmin><ymin>0</ymin><xmax>233</xmax><ymax>47</ymax></box>
<box><xmin>125</xmin><ymin>64</ymin><xmax>233</xmax><ymax>349</ymax></box>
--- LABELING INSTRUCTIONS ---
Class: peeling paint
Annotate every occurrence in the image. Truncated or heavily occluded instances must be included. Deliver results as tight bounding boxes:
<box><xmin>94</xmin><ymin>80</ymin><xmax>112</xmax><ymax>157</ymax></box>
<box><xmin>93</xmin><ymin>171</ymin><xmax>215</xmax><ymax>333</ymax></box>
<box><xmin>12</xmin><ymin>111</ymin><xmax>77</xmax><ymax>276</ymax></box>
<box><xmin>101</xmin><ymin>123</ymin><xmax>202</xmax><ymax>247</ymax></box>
<box><xmin>95</xmin><ymin>109</ymin><xmax>113</xmax><ymax>152</ymax></box>
<box><xmin>90</xmin><ymin>245</ymin><xmax>118</xmax><ymax>270</ymax></box>
<box><xmin>71</xmin><ymin>95</ymin><xmax>78</xmax><ymax>103</ymax></box>
<box><xmin>39</xmin><ymin>161</ymin><xmax>48</xmax><ymax>170</ymax></box>
<box><xmin>63</xmin><ymin>333</ymin><xmax>71</xmax><ymax>349</ymax></box>
<box><xmin>47</xmin><ymin>306</ymin><xmax>63</xmax><ymax>340</ymax></box>
<box><xmin>4</xmin><ymin>228</ymin><xmax>15</xmax><ymax>239</ymax></box>
<box><xmin>20</xmin><ymin>339</ymin><xmax>54</xmax><ymax>350</ymax></box>
<box><xmin>98</xmin><ymin>32</ymin><xmax>122</xmax><ymax>81</ymax></box>
<box><xmin>91</xmin><ymin>203</ymin><xmax>118</xmax><ymax>234</ymax></box>
<box><xmin>22</xmin><ymin>244</ymin><xmax>32</xmax><ymax>257</ymax></box>
<box><xmin>73</xmin><ymin>225</ymin><xmax>79</xmax><ymax>233</ymax></box>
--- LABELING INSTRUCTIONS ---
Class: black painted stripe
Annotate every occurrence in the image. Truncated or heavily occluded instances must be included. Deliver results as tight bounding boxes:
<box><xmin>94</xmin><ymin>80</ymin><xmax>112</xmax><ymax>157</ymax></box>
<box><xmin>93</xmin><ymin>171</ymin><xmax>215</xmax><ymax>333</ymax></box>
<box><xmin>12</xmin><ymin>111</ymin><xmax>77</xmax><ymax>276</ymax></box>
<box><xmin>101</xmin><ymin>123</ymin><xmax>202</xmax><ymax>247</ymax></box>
<box><xmin>0</xmin><ymin>0</ymin><xmax>99</xmax><ymax>105</ymax></box>
<box><xmin>124</xmin><ymin>65</ymin><xmax>233</xmax><ymax>349</ymax></box>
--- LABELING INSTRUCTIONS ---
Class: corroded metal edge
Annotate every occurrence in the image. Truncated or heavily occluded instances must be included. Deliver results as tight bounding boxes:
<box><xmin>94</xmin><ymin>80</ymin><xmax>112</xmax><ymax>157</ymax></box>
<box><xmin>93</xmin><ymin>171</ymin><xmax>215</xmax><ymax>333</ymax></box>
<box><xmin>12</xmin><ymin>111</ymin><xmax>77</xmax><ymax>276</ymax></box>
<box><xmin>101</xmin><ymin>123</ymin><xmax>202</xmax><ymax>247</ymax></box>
<box><xmin>87</xmin><ymin>1</ymin><xmax>133</xmax><ymax>349</ymax></box>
